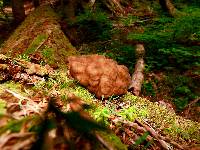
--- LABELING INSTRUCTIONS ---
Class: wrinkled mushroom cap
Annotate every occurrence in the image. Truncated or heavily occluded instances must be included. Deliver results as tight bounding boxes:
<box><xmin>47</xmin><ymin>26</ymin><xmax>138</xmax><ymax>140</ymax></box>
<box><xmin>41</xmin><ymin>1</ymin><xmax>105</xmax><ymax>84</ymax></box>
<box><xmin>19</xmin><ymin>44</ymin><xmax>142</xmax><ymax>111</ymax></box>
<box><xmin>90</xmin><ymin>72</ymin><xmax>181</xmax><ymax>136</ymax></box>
<box><xmin>68</xmin><ymin>54</ymin><xmax>131</xmax><ymax>98</ymax></box>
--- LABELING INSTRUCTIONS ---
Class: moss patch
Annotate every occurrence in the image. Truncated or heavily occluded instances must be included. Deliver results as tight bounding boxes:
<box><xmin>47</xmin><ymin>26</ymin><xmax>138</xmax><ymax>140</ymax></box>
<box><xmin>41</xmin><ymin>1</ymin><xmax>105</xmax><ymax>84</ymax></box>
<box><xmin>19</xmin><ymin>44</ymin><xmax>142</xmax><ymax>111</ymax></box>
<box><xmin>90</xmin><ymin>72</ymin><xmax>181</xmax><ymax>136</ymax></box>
<box><xmin>98</xmin><ymin>131</ymin><xmax>128</xmax><ymax>150</ymax></box>
<box><xmin>0</xmin><ymin>99</ymin><xmax>6</xmax><ymax>114</ymax></box>
<box><xmin>25</xmin><ymin>34</ymin><xmax>48</xmax><ymax>55</ymax></box>
<box><xmin>122</xmin><ymin>93</ymin><xmax>200</xmax><ymax>142</ymax></box>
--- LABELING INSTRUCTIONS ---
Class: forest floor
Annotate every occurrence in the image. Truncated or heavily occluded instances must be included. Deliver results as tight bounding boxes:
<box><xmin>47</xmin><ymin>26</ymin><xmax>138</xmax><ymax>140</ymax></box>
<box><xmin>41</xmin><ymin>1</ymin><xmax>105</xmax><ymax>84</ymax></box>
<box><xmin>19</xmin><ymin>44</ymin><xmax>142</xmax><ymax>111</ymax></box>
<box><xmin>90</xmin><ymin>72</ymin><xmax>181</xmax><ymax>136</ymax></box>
<box><xmin>0</xmin><ymin>1</ymin><xmax>200</xmax><ymax>149</ymax></box>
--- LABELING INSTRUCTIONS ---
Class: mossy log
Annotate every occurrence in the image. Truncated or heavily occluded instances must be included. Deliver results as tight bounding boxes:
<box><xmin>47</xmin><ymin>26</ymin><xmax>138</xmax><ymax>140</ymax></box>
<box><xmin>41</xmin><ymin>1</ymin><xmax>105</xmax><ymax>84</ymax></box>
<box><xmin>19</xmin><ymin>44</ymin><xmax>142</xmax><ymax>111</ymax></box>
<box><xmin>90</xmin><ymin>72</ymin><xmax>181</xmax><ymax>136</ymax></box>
<box><xmin>0</xmin><ymin>5</ymin><xmax>77</xmax><ymax>69</ymax></box>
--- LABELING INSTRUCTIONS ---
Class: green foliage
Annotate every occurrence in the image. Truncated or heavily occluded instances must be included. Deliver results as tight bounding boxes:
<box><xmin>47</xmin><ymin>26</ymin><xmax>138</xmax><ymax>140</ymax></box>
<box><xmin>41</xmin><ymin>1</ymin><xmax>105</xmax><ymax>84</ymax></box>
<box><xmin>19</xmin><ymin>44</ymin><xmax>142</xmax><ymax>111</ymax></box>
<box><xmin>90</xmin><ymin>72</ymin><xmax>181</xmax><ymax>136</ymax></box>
<box><xmin>160</xmin><ymin>46</ymin><xmax>200</xmax><ymax>66</ymax></box>
<box><xmin>165</xmin><ymin>74</ymin><xmax>199</xmax><ymax>111</ymax></box>
<box><xmin>0</xmin><ymin>99</ymin><xmax>6</xmax><ymax>114</ymax></box>
<box><xmin>103</xmin><ymin>42</ymin><xmax>135</xmax><ymax>71</ymax></box>
<box><xmin>128</xmin><ymin>7</ymin><xmax>200</xmax><ymax>70</ymax></box>
<box><xmin>142</xmin><ymin>81</ymin><xmax>156</xmax><ymax>97</ymax></box>
<box><xmin>130</xmin><ymin>132</ymin><xmax>151</xmax><ymax>149</ymax></box>
<box><xmin>25</xmin><ymin>34</ymin><xmax>48</xmax><ymax>55</ymax></box>
<box><xmin>173</xmin><ymin>97</ymin><xmax>189</xmax><ymax>110</ymax></box>
<box><xmin>120</xmin><ymin>15</ymin><xmax>139</xmax><ymax>27</ymax></box>
<box><xmin>173</xmin><ymin>10</ymin><xmax>200</xmax><ymax>42</ymax></box>
<box><xmin>0</xmin><ymin>1</ymin><xmax>3</xmax><ymax>9</ymax></box>
<box><xmin>17</xmin><ymin>54</ymin><xmax>31</xmax><ymax>61</ymax></box>
<box><xmin>93</xmin><ymin>106</ymin><xmax>111</xmax><ymax>126</ymax></box>
<box><xmin>71</xmin><ymin>8</ymin><xmax>112</xmax><ymax>42</ymax></box>
<box><xmin>2</xmin><ymin>0</ymin><xmax>11</xmax><ymax>7</ymax></box>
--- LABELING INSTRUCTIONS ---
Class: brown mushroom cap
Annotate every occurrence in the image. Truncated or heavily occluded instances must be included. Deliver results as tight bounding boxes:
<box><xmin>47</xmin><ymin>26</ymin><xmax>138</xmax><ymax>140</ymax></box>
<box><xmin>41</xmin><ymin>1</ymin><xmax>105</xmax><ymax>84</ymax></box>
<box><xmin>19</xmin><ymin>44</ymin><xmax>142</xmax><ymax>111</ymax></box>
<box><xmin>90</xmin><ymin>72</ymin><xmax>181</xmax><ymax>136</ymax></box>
<box><xmin>68</xmin><ymin>54</ymin><xmax>131</xmax><ymax>98</ymax></box>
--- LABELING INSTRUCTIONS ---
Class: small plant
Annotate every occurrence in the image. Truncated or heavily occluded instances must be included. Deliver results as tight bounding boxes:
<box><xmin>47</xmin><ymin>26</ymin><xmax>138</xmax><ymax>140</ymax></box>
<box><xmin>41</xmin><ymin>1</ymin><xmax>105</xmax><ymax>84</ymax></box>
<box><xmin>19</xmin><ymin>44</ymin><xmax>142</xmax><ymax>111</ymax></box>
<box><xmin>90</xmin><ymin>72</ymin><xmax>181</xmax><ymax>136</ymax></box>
<box><xmin>17</xmin><ymin>54</ymin><xmax>31</xmax><ymax>61</ymax></box>
<box><xmin>0</xmin><ymin>99</ymin><xmax>6</xmax><ymax>114</ymax></box>
<box><xmin>93</xmin><ymin>107</ymin><xmax>112</xmax><ymax>126</ymax></box>
<box><xmin>142</xmin><ymin>81</ymin><xmax>156</xmax><ymax>97</ymax></box>
<box><xmin>120</xmin><ymin>15</ymin><xmax>139</xmax><ymax>27</ymax></box>
<box><xmin>70</xmin><ymin>7</ymin><xmax>112</xmax><ymax>42</ymax></box>
<box><xmin>118</xmin><ymin>105</ymin><xmax>148</xmax><ymax>121</ymax></box>
<box><xmin>165</xmin><ymin>75</ymin><xmax>199</xmax><ymax>111</ymax></box>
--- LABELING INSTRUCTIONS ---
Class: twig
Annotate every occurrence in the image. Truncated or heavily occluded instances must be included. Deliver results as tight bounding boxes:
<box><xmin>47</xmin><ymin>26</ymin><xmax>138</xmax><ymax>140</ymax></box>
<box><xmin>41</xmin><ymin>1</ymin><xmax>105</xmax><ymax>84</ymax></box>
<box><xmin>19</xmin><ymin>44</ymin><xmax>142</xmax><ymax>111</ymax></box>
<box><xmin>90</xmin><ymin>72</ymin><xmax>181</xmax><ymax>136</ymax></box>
<box><xmin>95</xmin><ymin>132</ymin><xmax>114</xmax><ymax>150</ymax></box>
<box><xmin>34</xmin><ymin>38</ymin><xmax>47</xmax><ymax>52</ymax></box>
<box><xmin>5</xmin><ymin>89</ymin><xmax>32</xmax><ymax>101</ymax></box>
<box><xmin>137</xmin><ymin>120</ymin><xmax>184</xmax><ymax>150</ymax></box>
<box><xmin>135</xmin><ymin>119</ymin><xmax>172</xmax><ymax>150</ymax></box>
<box><xmin>183</xmin><ymin>97</ymin><xmax>200</xmax><ymax>117</ymax></box>
<box><xmin>0</xmin><ymin>132</ymin><xmax>35</xmax><ymax>149</ymax></box>
<box><xmin>12</xmin><ymin>136</ymin><xmax>35</xmax><ymax>150</ymax></box>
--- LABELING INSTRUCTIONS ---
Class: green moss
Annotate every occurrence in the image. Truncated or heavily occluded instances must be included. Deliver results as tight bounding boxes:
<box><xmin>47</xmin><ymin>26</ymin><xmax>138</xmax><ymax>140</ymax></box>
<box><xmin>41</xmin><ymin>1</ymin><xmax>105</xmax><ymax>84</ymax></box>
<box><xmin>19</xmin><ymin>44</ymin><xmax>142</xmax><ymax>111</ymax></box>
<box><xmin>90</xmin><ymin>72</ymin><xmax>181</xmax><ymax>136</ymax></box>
<box><xmin>41</xmin><ymin>46</ymin><xmax>55</xmax><ymax>65</ymax></box>
<box><xmin>0</xmin><ymin>116</ymin><xmax>39</xmax><ymax>134</ymax></box>
<box><xmin>0</xmin><ymin>81</ymin><xmax>24</xmax><ymax>94</ymax></box>
<box><xmin>0</xmin><ymin>99</ymin><xmax>6</xmax><ymax>114</ymax></box>
<box><xmin>98</xmin><ymin>131</ymin><xmax>127</xmax><ymax>150</ymax></box>
<box><xmin>69</xmin><ymin>86</ymin><xmax>95</xmax><ymax>104</ymax></box>
<box><xmin>25</xmin><ymin>34</ymin><xmax>48</xmax><ymax>55</ymax></box>
<box><xmin>122</xmin><ymin>93</ymin><xmax>200</xmax><ymax>141</ymax></box>
<box><xmin>31</xmin><ymin>69</ymin><xmax>200</xmax><ymax>143</ymax></box>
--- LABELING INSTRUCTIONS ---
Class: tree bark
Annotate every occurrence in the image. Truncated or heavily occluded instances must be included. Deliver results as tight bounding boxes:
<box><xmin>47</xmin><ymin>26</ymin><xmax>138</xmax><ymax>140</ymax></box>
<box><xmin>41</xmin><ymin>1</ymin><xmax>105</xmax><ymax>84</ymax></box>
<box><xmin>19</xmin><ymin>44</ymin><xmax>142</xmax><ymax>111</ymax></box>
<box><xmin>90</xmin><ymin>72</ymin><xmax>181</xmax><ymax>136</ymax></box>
<box><xmin>33</xmin><ymin>0</ymin><xmax>40</xmax><ymax>8</ymax></box>
<box><xmin>102</xmin><ymin>0</ymin><xmax>124</xmax><ymax>15</ymax></box>
<box><xmin>129</xmin><ymin>44</ymin><xmax>145</xmax><ymax>96</ymax></box>
<box><xmin>63</xmin><ymin>0</ymin><xmax>77</xmax><ymax>21</ymax></box>
<box><xmin>159</xmin><ymin>0</ymin><xmax>177</xmax><ymax>17</ymax></box>
<box><xmin>11</xmin><ymin>0</ymin><xmax>25</xmax><ymax>23</ymax></box>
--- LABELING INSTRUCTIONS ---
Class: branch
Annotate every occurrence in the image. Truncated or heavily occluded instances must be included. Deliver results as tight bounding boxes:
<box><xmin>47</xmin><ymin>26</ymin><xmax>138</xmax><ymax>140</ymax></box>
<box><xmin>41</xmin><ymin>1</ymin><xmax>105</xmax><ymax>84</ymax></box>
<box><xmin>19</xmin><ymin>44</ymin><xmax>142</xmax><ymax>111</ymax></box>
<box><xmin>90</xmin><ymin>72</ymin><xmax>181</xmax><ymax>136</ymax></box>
<box><xmin>129</xmin><ymin>44</ymin><xmax>145</xmax><ymax>96</ymax></box>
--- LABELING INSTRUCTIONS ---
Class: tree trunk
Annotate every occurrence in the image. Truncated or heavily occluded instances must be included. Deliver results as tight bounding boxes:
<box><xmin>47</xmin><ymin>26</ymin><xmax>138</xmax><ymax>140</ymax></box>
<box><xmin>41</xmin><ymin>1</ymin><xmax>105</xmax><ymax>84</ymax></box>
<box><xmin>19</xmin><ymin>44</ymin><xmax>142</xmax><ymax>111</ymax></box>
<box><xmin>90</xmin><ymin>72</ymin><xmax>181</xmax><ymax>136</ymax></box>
<box><xmin>159</xmin><ymin>0</ymin><xmax>177</xmax><ymax>17</ymax></box>
<box><xmin>33</xmin><ymin>0</ymin><xmax>40</xmax><ymax>8</ymax></box>
<box><xmin>102</xmin><ymin>0</ymin><xmax>124</xmax><ymax>15</ymax></box>
<box><xmin>63</xmin><ymin>0</ymin><xmax>77</xmax><ymax>20</ymax></box>
<box><xmin>129</xmin><ymin>44</ymin><xmax>145</xmax><ymax>96</ymax></box>
<box><xmin>11</xmin><ymin>0</ymin><xmax>25</xmax><ymax>23</ymax></box>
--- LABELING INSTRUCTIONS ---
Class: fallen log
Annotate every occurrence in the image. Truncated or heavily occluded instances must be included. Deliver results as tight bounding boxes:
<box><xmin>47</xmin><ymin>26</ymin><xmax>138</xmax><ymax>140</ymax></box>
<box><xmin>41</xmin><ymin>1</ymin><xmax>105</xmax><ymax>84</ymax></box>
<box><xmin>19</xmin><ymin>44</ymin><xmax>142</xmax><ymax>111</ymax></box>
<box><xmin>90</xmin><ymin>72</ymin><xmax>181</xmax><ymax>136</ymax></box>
<box><xmin>0</xmin><ymin>5</ymin><xmax>77</xmax><ymax>69</ymax></box>
<box><xmin>129</xmin><ymin>44</ymin><xmax>145</xmax><ymax>96</ymax></box>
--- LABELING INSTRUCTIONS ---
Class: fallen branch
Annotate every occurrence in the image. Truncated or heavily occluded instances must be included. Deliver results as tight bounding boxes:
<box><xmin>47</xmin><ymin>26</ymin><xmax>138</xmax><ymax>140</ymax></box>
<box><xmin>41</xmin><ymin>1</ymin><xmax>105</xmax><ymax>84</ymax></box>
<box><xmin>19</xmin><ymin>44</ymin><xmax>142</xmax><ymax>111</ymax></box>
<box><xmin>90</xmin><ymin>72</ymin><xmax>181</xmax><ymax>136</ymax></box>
<box><xmin>135</xmin><ymin>119</ymin><xmax>172</xmax><ymax>150</ymax></box>
<box><xmin>129</xmin><ymin>44</ymin><xmax>145</xmax><ymax>96</ymax></box>
<box><xmin>136</xmin><ymin>119</ymin><xmax>184</xmax><ymax>150</ymax></box>
<box><xmin>183</xmin><ymin>97</ymin><xmax>200</xmax><ymax>117</ymax></box>
<box><xmin>0</xmin><ymin>132</ymin><xmax>35</xmax><ymax>149</ymax></box>
<box><xmin>95</xmin><ymin>132</ymin><xmax>114</xmax><ymax>150</ymax></box>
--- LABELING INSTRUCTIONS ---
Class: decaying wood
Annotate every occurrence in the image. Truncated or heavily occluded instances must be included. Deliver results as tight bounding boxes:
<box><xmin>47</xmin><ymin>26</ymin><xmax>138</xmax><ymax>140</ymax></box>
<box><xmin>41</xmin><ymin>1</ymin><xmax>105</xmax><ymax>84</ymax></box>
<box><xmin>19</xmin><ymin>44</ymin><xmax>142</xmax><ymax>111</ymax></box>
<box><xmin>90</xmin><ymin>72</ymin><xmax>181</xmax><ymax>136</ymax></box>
<box><xmin>0</xmin><ymin>54</ymin><xmax>54</xmax><ymax>84</ymax></box>
<box><xmin>129</xmin><ymin>44</ymin><xmax>145</xmax><ymax>96</ymax></box>
<box><xmin>135</xmin><ymin>119</ymin><xmax>172</xmax><ymax>150</ymax></box>
<box><xmin>0</xmin><ymin>5</ymin><xmax>77</xmax><ymax>68</ymax></box>
<box><xmin>136</xmin><ymin>119</ymin><xmax>184</xmax><ymax>150</ymax></box>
